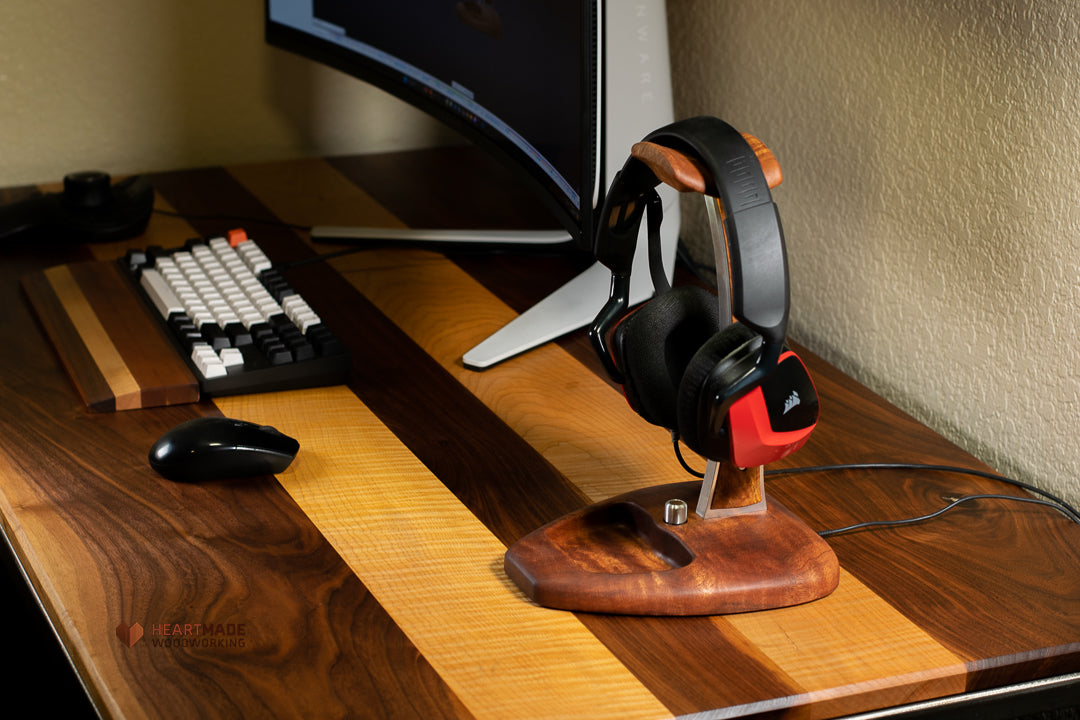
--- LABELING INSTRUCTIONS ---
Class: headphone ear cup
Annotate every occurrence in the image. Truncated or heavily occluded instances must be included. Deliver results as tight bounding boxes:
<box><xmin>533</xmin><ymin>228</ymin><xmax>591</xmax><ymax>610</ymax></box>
<box><xmin>612</xmin><ymin>286</ymin><xmax>720</xmax><ymax>429</ymax></box>
<box><xmin>676</xmin><ymin>322</ymin><xmax>760</xmax><ymax>457</ymax></box>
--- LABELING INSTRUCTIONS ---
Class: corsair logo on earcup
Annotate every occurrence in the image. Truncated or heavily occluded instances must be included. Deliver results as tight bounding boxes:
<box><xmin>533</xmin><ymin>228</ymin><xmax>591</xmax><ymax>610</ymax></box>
<box><xmin>783</xmin><ymin>390</ymin><xmax>801</xmax><ymax>415</ymax></box>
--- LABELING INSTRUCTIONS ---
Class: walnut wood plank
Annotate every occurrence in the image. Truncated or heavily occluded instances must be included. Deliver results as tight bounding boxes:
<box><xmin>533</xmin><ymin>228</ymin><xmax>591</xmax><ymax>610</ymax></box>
<box><xmin>767</xmin><ymin>355</ymin><xmax>1080</xmax><ymax>689</ymax></box>
<box><xmin>150</xmin><ymin>164</ymin><xmax>718</xmax><ymax>715</ymax></box>
<box><xmin>231</xmin><ymin>162</ymin><xmax>820</xmax><ymax>711</ymax></box>
<box><xmin>227</xmin><ymin>158</ymin><xmax>410</xmax><ymax>231</ymax></box>
<box><xmin>0</xmin><ymin>432</ymin><xmax>471</xmax><ymax>719</ymax></box>
<box><xmin>327</xmin><ymin>147</ymin><xmax>564</xmax><ymax>231</ymax></box>
<box><xmin>233</xmin><ymin>161</ymin><xmax>964</xmax><ymax>710</ymax></box>
<box><xmin>211</xmin><ymin>163</ymin><xmax>812</xmax><ymax>712</ymax></box>
<box><xmin>321</xmin><ymin>247</ymin><xmax>980</xmax><ymax>715</ymax></box>
<box><xmin>1</xmin><ymin>179</ymin><xmax>477</xmax><ymax>719</ymax></box>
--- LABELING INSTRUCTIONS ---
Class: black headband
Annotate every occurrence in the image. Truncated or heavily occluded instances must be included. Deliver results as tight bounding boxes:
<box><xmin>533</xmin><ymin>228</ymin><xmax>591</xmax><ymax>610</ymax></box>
<box><xmin>590</xmin><ymin>116</ymin><xmax>790</xmax><ymax>380</ymax></box>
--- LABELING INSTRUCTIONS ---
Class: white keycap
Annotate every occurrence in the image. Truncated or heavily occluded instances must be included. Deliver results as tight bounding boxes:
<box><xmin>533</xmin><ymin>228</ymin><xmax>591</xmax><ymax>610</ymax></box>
<box><xmin>191</xmin><ymin>343</ymin><xmax>228</xmax><ymax>378</ymax></box>
<box><xmin>219</xmin><ymin>347</ymin><xmax>244</xmax><ymax>368</ymax></box>
<box><xmin>282</xmin><ymin>295</ymin><xmax>321</xmax><ymax>332</ymax></box>
<box><xmin>237</xmin><ymin>243</ymin><xmax>272</xmax><ymax>275</ymax></box>
<box><xmin>140</xmin><ymin>269</ymin><xmax>185</xmax><ymax>319</ymax></box>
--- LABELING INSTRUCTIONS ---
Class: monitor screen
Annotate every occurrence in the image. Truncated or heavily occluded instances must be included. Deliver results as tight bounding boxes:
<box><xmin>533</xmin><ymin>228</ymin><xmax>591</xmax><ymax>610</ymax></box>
<box><xmin>265</xmin><ymin>0</ymin><xmax>677</xmax><ymax>369</ymax></box>
<box><xmin>266</xmin><ymin>0</ymin><xmax>596</xmax><ymax>247</ymax></box>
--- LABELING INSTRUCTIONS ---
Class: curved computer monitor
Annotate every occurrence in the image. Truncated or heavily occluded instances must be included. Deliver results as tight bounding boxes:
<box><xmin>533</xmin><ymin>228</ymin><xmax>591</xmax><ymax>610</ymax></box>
<box><xmin>265</xmin><ymin>0</ymin><xmax>679</xmax><ymax>367</ymax></box>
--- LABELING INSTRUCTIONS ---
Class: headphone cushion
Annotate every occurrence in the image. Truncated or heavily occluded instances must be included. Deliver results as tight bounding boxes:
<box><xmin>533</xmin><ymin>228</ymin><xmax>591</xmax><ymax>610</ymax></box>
<box><xmin>613</xmin><ymin>286</ymin><xmax>720</xmax><ymax>428</ymax></box>
<box><xmin>676</xmin><ymin>321</ymin><xmax>760</xmax><ymax>455</ymax></box>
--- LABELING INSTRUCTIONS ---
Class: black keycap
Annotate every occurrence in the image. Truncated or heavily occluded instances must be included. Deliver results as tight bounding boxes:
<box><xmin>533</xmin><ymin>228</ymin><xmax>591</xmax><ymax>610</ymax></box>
<box><xmin>201</xmin><ymin>323</ymin><xmax>230</xmax><ymax>351</ymax></box>
<box><xmin>264</xmin><ymin>342</ymin><xmax>293</xmax><ymax>365</ymax></box>
<box><xmin>225</xmin><ymin>322</ymin><xmax>253</xmax><ymax>347</ymax></box>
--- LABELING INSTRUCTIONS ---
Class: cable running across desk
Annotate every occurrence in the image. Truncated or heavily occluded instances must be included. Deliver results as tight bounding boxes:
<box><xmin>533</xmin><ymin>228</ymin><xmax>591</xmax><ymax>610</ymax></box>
<box><xmin>670</xmin><ymin>436</ymin><xmax>1080</xmax><ymax>534</ymax></box>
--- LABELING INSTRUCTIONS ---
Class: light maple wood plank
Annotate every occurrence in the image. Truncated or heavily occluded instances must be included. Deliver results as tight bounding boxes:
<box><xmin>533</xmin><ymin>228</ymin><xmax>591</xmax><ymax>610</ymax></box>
<box><xmin>719</xmin><ymin>569</ymin><xmax>967</xmax><ymax>717</ymax></box>
<box><xmin>327</xmin><ymin>249</ymin><xmax>971</xmax><ymax>712</ymax></box>
<box><xmin>215</xmin><ymin>388</ymin><xmax>672</xmax><ymax>720</ymax></box>
<box><xmin>331</xmin><ymin>248</ymin><xmax>685</xmax><ymax>502</ymax></box>
<box><xmin>233</xmin><ymin>157</ymin><xmax>687</xmax><ymax>496</ymax></box>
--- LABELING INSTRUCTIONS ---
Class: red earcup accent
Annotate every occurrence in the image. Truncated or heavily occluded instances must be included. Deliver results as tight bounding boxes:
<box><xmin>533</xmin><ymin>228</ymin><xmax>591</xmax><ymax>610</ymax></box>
<box><xmin>726</xmin><ymin>350</ymin><xmax>818</xmax><ymax>467</ymax></box>
<box><xmin>727</xmin><ymin>389</ymin><xmax>815</xmax><ymax>467</ymax></box>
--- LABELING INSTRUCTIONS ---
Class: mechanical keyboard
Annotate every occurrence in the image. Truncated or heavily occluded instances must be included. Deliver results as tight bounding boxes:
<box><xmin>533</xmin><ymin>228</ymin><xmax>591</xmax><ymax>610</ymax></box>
<box><xmin>121</xmin><ymin>229</ymin><xmax>348</xmax><ymax>397</ymax></box>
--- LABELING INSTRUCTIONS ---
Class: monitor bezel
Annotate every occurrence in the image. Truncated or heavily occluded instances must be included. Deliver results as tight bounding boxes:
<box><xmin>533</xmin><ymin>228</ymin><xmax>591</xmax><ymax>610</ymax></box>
<box><xmin>264</xmin><ymin>1</ymin><xmax>601</xmax><ymax>250</ymax></box>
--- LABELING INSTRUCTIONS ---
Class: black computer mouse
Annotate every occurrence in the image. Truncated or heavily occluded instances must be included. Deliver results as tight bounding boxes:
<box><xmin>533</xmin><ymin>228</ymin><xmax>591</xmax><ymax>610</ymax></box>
<box><xmin>148</xmin><ymin>417</ymin><xmax>299</xmax><ymax>483</ymax></box>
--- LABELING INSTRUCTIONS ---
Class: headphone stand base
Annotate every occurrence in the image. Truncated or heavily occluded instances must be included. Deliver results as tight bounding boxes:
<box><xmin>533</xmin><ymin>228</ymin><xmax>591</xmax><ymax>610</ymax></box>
<box><xmin>504</xmin><ymin>479</ymin><xmax>839</xmax><ymax>616</ymax></box>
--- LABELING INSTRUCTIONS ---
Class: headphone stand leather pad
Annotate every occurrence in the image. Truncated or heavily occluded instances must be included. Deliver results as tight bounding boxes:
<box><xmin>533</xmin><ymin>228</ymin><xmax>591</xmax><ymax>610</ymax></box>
<box><xmin>503</xmin><ymin>462</ymin><xmax>840</xmax><ymax>616</ymax></box>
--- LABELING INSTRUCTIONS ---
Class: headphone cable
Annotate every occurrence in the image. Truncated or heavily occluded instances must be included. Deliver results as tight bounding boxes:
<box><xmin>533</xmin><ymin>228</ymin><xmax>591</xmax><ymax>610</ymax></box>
<box><xmin>818</xmin><ymin>494</ymin><xmax>1075</xmax><ymax>537</ymax></box>
<box><xmin>669</xmin><ymin>434</ymin><xmax>1080</xmax><ymax>530</ymax></box>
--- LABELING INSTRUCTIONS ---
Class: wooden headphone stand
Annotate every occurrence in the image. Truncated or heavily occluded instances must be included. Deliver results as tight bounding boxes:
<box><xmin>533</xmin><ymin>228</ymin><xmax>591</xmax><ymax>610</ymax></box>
<box><xmin>503</xmin><ymin>460</ymin><xmax>839</xmax><ymax>615</ymax></box>
<box><xmin>504</xmin><ymin>133</ymin><xmax>838</xmax><ymax>615</ymax></box>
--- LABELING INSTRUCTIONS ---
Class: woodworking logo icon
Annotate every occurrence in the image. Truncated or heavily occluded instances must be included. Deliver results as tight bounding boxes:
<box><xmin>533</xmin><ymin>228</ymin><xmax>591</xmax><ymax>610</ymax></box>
<box><xmin>116</xmin><ymin>622</ymin><xmax>144</xmax><ymax>647</ymax></box>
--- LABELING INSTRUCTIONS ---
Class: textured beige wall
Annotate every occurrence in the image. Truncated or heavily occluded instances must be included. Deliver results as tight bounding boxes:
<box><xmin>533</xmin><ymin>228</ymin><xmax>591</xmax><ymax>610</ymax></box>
<box><xmin>0</xmin><ymin>1</ymin><xmax>451</xmax><ymax>186</ymax></box>
<box><xmin>668</xmin><ymin>0</ymin><xmax>1079</xmax><ymax>505</ymax></box>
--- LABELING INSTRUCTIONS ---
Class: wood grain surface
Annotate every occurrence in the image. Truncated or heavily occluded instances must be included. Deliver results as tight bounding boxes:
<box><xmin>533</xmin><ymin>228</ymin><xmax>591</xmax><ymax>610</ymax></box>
<box><xmin>0</xmin><ymin>150</ymin><xmax>1077</xmax><ymax>719</ymax></box>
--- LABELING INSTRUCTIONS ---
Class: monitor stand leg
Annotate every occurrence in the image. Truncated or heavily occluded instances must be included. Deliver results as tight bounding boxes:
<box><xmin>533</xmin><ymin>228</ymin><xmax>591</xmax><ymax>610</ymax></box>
<box><xmin>312</xmin><ymin>220</ymin><xmax>677</xmax><ymax>370</ymax></box>
<box><xmin>462</xmin><ymin>259</ymin><xmax>659</xmax><ymax>369</ymax></box>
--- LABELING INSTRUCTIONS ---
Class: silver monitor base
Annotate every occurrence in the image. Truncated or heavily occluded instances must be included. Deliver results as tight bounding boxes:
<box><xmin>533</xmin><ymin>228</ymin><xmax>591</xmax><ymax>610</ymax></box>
<box><xmin>312</xmin><ymin>206</ymin><xmax>679</xmax><ymax>370</ymax></box>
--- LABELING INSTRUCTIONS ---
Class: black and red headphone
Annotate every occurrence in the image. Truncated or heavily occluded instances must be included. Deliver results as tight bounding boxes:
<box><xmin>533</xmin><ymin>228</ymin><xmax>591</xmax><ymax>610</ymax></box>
<box><xmin>590</xmin><ymin>116</ymin><xmax>818</xmax><ymax>468</ymax></box>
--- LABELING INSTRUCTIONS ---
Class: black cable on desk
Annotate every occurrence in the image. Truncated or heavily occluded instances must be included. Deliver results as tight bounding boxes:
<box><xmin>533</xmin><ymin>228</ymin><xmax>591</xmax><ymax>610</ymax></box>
<box><xmin>768</xmin><ymin>462</ymin><xmax>1080</xmax><ymax>526</ymax></box>
<box><xmin>670</xmin><ymin>436</ymin><xmax>1080</xmax><ymax>532</ymax></box>
<box><xmin>817</xmin><ymin>494</ymin><xmax>1076</xmax><ymax>537</ymax></box>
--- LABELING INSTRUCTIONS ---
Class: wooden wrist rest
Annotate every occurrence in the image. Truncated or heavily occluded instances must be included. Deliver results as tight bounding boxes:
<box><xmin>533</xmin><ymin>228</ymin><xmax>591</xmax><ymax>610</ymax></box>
<box><xmin>22</xmin><ymin>261</ymin><xmax>199</xmax><ymax>411</ymax></box>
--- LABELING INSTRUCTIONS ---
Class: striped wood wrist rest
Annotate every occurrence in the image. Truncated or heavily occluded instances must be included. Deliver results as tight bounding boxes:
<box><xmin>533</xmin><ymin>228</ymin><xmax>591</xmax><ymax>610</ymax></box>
<box><xmin>22</xmin><ymin>261</ymin><xmax>199</xmax><ymax>411</ymax></box>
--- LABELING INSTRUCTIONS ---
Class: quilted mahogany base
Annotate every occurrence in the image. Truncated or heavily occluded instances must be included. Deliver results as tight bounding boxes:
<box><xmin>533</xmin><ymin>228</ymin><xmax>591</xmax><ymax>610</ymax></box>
<box><xmin>504</xmin><ymin>481</ymin><xmax>839</xmax><ymax>616</ymax></box>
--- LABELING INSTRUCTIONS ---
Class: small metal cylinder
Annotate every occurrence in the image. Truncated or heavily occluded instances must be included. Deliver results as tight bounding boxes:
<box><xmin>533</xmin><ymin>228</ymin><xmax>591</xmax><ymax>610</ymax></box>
<box><xmin>664</xmin><ymin>499</ymin><xmax>688</xmax><ymax>525</ymax></box>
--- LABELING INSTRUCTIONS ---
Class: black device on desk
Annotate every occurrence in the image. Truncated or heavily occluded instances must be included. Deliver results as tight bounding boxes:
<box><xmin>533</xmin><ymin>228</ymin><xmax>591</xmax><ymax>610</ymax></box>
<box><xmin>0</xmin><ymin>171</ymin><xmax>154</xmax><ymax>244</ymax></box>
<box><xmin>120</xmin><ymin>229</ymin><xmax>348</xmax><ymax>395</ymax></box>
<box><xmin>149</xmin><ymin>417</ymin><xmax>300</xmax><ymax>483</ymax></box>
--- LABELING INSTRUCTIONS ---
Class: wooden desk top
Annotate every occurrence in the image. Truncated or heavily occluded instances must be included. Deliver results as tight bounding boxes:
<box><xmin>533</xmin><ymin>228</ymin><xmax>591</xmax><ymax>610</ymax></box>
<box><xmin>1</xmin><ymin>149</ymin><xmax>1077</xmax><ymax>719</ymax></box>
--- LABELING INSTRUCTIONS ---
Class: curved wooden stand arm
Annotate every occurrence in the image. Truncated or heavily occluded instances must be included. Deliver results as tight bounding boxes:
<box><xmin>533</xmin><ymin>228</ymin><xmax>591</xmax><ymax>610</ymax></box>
<box><xmin>630</xmin><ymin>132</ymin><xmax>783</xmax><ymax>194</ymax></box>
